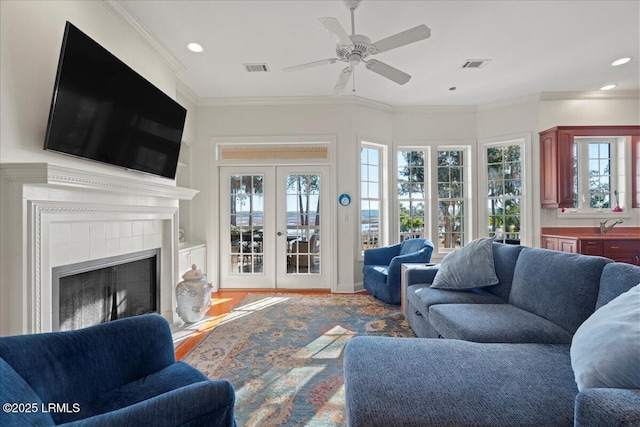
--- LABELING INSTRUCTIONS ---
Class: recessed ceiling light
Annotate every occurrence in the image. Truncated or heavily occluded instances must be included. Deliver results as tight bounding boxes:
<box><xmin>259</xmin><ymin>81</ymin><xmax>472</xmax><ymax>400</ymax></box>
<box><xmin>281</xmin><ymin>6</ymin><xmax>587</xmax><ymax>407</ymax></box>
<box><xmin>600</xmin><ymin>84</ymin><xmax>617</xmax><ymax>91</ymax></box>
<box><xmin>187</xmin><ymin>43</ymin><xmax>203</xmax><ymax>53</ymax></box>
<box><xmin>611</xmin><ymin>57</ymin><xmax>631</xmax><ymax>66</ymax></box>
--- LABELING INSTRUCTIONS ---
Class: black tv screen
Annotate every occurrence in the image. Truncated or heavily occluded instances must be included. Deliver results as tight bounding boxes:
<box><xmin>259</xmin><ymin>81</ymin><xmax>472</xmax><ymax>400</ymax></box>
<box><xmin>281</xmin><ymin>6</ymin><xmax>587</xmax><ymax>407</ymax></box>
<box><xmin>44</xmin><ymin>22</ymin><xmax>186</xmax><ymax>179</ymax></box>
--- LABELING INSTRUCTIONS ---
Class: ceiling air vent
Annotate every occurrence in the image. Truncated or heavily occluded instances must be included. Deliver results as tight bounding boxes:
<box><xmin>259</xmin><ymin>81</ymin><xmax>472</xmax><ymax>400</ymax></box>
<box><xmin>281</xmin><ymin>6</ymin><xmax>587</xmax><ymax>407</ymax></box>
<box><xmin>461</xmin><ymin>59</ymin><xmax>491</xmax><ymax>69</ymax></box>
<box><xmin>243</xmin><ymin>63</ymin><xmax>270</xmax><ymax>73</ymax></box>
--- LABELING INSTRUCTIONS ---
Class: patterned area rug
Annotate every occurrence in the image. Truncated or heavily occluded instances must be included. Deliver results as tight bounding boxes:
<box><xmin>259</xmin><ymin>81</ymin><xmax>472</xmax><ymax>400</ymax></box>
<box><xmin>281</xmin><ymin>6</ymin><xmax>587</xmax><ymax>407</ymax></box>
<box><xmin>183</xmin><ymin>293</ymin><xmax>415</xmax><ymax>427</ymax></box>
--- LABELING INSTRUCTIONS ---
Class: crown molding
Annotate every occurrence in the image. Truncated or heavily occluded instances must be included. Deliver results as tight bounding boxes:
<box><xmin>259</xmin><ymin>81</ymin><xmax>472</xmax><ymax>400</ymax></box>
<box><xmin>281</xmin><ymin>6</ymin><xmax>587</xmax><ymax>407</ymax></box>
<box><xmin>197</xmin><ymin>94</ymin><xmax>395</xmax><ymax>111</ymax></box>
<box><xmin>102</xmin><ymin>0</ymin><xmax>186</xmax><ymax>73</ymax></box>
<box><xmin>196</xmin><ymin>94</ymin><xmax>481</xmax><ymax>113</ymax></box>
<box><xmin>539</xmin><ymin>90</ymin><xmax>640</xmax><ymax>101</ymax></box>
<box><xmin>476</xmin><ymin>93</ymin><xmax>541</xmax><ymax>112</ymax></box>
<box><xmin>0</xmin><ymin>163</ymin><xmax>198</xmax><ymax>200</ymax></box>
<box><xmin>393</xmin><ymin>105</ymin><xmax>478</xmax><ymax>114</ymax></box>
<box><xmin>176</xmin><ymin>80</ymin><xmax>200</xmax><ymax>107</ymax></box>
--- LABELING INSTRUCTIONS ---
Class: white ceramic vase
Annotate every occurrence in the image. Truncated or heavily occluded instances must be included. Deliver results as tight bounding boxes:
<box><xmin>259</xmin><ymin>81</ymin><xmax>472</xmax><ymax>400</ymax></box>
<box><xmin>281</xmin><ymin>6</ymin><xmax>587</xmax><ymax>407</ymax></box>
<box><xmin>176</xmin><ymin>264</ymin><xmax>212</xmax><ymax>323</ymax></box>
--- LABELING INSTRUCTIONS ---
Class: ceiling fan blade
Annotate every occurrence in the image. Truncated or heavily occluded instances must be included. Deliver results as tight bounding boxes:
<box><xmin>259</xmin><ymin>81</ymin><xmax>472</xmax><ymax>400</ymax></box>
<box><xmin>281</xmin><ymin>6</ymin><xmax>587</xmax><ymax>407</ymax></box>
<box><xmin>319</xmin><ymin>17</ymin><xmax>354</xmax><ymax>48</ymax></box>
<box><xmin>332</xmin><ymin>66</ymin><xmax>353</xmax><ymax>97</ymax></box>
<box><xmin>370</xmin><ymin>24</ymin><xmax>431</xmax><ymax>54</ymax></box>
<box><xmin>365</xmin><ymin>59</ymin><xmax>411</xmax><ymax>85</ymax></box>
<box><xmin>283</xmin><ymin>58</ymin><xmax>339</xmax><ymax>72</ymax></box>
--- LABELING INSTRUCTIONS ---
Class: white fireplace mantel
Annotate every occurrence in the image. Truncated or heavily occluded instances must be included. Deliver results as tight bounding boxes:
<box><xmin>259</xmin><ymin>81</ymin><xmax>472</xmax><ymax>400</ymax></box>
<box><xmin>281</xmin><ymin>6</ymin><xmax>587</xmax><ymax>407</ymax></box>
<box><xmin>0</xmin><ymin>163</ymin><xmax>198</xmax><ymax>200</ymax></box>
<box><xmin>0</xmin><ymin>163</ymin><xmax>199</xmax><ymax>336</ymax></box>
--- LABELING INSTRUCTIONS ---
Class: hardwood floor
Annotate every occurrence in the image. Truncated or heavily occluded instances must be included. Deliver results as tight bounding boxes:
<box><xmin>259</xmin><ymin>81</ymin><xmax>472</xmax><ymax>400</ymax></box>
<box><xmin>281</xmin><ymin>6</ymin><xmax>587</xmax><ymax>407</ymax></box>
<box><xmin>173</xmin><ymin>289</ymin><xmax>332</xmax><ymax>360</ymax></box>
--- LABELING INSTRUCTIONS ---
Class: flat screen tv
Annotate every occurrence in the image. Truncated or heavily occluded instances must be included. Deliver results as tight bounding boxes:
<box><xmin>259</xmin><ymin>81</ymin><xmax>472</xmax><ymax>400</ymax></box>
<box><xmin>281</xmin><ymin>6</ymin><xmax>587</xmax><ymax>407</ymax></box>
<box><xmin>44</xmin><ymin>22</ymin><xmax>186</xmax><ymax>179</ymax></box>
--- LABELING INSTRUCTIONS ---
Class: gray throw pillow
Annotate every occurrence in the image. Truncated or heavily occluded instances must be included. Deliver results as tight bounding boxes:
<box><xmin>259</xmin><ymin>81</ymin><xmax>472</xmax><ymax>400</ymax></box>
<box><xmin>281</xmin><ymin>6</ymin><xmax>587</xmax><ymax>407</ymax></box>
<box><xmin>430</xmin><ymin>237</ymin><xmax>499</xmax><ymax>290</ymax></box>
<box><xmin>570</xmin><ymin>284</ymin><xmax>640</xmax><ymax>392</ymax></box>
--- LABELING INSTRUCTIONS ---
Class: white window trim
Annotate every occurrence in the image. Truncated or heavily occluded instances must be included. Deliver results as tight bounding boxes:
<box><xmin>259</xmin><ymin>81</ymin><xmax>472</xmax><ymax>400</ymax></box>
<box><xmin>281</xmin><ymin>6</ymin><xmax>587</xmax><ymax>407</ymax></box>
<box><xmin>358</xmin><ymin>138</ymin><xmax>389</xmax><ymax>260</ymax></box>
<box><xmin>558</xmin><ymin>136</ymin><xmax>633</xmax><ymax>218</ymax></box>
<box><xmin>431</xmin><ymin>145</ymin><xmax>474</xmax><ymax>256</ymax></box>
<box><xmin>395</xmin><ymin>146</ymin><xmax>431</xmax><ymax>245</ymax></box>
<box><xmin>477</xmin><ymin>134</ymin><xmax>532</xmax><ymax>247</ymax></box>
<box><xmin>394</xmin><ymin>141</ymin><xmax>474</xmax><ymax>260</ymax></box>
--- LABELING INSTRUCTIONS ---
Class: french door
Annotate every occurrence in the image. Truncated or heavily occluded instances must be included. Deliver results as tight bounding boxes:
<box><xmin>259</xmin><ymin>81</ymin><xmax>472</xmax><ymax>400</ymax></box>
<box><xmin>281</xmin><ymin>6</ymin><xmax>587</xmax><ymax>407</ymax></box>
<box><xmin>219</xmin><ymin>166</ymin><xmax>331</xmax><ymax>289</ymax></box>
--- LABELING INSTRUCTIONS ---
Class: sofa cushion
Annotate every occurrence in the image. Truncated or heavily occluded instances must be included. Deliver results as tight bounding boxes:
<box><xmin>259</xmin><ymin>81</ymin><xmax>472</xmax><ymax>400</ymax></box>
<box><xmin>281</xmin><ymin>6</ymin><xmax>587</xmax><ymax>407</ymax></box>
<box><xmin>485</xmin><ymin>242</ymin><xmax>524</xmax><ymax>301</ymax></box>
<box><xmin>596</xmin><ymin>262</ymin><xmax>640</xmax><ymax>309</ymax></box>
<box><xmin>509</xmin><ymin>248</ymin><xmax>612</xmax><ymax>334</ymax></box>
<box><xmin>70</xmin><ymin>361</ymin><xmax>210</xmax><ymax>422</ymax></box>
<box><xmin>0</xmin><ymin>358</ymin><xmax>55</xmax><ymax>426</ymax></box>
<box><xmin>431</xmin><ymin>238</ymin><xmax>499</xmax><ymax>290</ymax></box>
<box><xmin>574</xmin><ymin>388</ymin><xmax>640</xmax><ymax>427</ymax></box>
<box><xmin>65</xmin><ymin>379</ymin><xmax>237</xmax><ymax>427</ymax></box>
<box><xmin>571</xmin><ymin>284</ymin><xmax>640</xmax><ymax>392</ymax></box>
<box><xmin>344</xmin><ymin>337</ymin><xmax>576</xmax><ymax>427</ymax></box>
<box><xmin>429</xmin><ymin>304</ymin><xmax>574</xmax><ymax>343</ymax></box>
<box><xmin>407</xmin><ymin>284</ymin><xmax>505</xmax><ymax>316</ymax></box>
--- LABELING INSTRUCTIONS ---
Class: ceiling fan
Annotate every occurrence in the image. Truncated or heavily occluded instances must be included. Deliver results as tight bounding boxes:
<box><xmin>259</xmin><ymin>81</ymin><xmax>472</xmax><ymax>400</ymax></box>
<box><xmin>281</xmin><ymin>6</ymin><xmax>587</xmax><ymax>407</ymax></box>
<box><xmin>283</xmin><ymin>0</ymin><xmax>431</xmax><ymax>96</ymax></box>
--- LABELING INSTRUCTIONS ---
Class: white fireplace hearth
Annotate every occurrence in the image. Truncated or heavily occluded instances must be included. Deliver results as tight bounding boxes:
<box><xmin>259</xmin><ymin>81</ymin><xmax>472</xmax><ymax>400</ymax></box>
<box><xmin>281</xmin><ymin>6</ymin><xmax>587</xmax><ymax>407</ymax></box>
<box><xmin>0</xmin><ymin>163</ymin><xmax>198</xmax><ymax>336</ymax></box>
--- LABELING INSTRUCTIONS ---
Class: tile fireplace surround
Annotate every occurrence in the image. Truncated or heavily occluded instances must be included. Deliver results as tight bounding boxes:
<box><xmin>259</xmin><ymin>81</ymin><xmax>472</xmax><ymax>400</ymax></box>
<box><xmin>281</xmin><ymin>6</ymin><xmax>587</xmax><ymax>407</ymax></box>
<box><xmin>0</xmin><ymin>163</ymin><xmax>198</xmax><ymax>336</ymax></box>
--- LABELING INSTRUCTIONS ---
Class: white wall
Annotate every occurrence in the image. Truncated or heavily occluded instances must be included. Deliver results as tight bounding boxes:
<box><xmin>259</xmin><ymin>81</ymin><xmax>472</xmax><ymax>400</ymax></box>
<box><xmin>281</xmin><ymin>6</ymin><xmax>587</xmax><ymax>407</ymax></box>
<box><xmin>193</xmin><ymin>100</ymin><xmax>366</xmax><ymax>291</ymax></box>
<box><xmin>0</xmin><ymin>0</ymin><xmax>180</xmax><ymax>184</ymax></box>
<box><xmin>193</xmin><ymin>100</ymin><xmax>481</xmax><ymax>291</ymax></box>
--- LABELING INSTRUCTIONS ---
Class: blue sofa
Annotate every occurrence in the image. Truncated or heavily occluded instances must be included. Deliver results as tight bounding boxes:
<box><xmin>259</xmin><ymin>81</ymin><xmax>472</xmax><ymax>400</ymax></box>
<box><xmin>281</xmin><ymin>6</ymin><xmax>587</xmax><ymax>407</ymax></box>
<box><xmin>362</xmin><ymin>238</ymin><xmax>434</xmax><ymax>304</ymax></box>
<box><xmin>0</xmin><ymin>313</ymin><xmax>236</xmax><ymax>427</ymax></box>
<box><xmin>345</xmin><ymin>244</ymin><xmax>640</xmax><ymax>426</ymax></box>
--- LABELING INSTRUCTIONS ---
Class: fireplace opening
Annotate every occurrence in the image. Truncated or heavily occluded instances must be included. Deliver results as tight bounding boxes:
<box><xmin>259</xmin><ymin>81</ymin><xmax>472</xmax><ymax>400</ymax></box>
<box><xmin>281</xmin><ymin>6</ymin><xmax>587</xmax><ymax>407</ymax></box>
<box><xmin>52</xmin><ymin>249</ymin><xmax>160</xmax><ymax>331</ymax></box>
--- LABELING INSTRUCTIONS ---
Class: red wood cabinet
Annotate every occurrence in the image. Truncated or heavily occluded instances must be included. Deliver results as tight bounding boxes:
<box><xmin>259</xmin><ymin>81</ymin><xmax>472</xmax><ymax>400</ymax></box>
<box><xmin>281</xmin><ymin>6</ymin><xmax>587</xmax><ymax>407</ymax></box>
<box><xmin>539</xmin><ymin>126</ymin><xmax>640</xmax><ymax>209</ymax></box>
<box><xmin>539</xmin><ymin>128</ymin><xmax>573</xmax><ymax>208</ymax></box>
<box><xmin>578</xmin><ymin>240</ymin><xmax>604</xmax><ymax>257</ymax></box>
<box><xmin>542</xmin><ymin>234</ymin><xmax>639</xmax><ymax>265</ymax></box>
<box><xmin>632</xmin><ymin>135</ymin><xmax>640</xmax><ymax>208</ymax></box>
<box><xmin>603</xmin><ymin>240</ymin><xmax>640</xmax><ymax>265</ymax></box>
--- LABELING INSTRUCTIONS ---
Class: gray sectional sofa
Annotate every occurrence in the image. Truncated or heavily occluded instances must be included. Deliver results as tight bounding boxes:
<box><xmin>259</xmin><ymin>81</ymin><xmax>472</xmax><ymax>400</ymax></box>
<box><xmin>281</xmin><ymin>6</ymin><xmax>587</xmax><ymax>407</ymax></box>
<box><xmin>344</xmin><ymin>243</ymin><xmax>640</xmax><ymax>427</ymax></box>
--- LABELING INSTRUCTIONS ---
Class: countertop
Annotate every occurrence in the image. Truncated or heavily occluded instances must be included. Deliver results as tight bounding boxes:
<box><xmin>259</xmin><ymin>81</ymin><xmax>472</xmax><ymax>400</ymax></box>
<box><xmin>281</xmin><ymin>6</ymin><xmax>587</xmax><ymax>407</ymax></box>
<box><xmin>541</xmin><ymin>227</ymin><xmax>640</xmax><ymax>241</ymax></box>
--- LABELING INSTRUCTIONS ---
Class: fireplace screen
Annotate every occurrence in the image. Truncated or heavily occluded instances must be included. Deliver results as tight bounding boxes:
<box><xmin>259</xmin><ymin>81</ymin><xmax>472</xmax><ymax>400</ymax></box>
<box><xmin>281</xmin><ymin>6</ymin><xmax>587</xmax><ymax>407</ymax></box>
<box><xmin>52</xmin><ymin>249</ymin><xmax>160</xmax><ymax>331</ymax></box>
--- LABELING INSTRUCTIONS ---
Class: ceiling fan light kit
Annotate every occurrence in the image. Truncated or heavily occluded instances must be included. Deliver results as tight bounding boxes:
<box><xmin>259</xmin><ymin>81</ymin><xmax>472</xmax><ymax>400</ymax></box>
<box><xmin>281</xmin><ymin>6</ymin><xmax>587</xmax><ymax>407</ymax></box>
<box><xmin>283</xmin><ymin>0</ymin><xmax>431</xmax><ymax>96</ymax></box>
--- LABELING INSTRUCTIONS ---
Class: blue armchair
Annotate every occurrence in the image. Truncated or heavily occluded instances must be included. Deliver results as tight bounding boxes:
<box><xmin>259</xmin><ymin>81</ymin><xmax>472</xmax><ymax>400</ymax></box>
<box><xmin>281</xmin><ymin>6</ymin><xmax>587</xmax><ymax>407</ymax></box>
<box><xmin>0</xmin><ymin>314</ymin><xmax>235</xmax><ymax>427</ymax></box>
<box><xmin>363</xmin><ymin>238</ymin><xmax>434</xmax><ymax>304</ymax></box>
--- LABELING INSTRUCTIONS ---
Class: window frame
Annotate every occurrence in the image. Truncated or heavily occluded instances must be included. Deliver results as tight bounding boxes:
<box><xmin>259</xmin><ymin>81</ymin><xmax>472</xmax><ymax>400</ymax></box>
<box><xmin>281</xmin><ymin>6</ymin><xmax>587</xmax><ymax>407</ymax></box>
<box><xmin>433</xmin><ymin>146</ymin><xmax>472</xmax><ymax>253</ymax></box>
<box><xmin>478</xmin><ymin>134</ymin><xmax>532</xmax><ymax>247</ymax></box>
<box><xmin>359</xmin><ymin>139</ymin><xmax>388</xmax><ymax>258</ymax></box>
<box><xmin>558</xmin><ymin>135</ymin><xmax>632</xmax><ymax>218</ymax></box>
<box><xmin>393</xmin><ymin>142</ymin><xmax>474</xmax><ymax>259</ymax></box>
<box><xmin>396</xmin><ymin>147</ymin><xmax>430</xmax><ymax>243</ymax></box>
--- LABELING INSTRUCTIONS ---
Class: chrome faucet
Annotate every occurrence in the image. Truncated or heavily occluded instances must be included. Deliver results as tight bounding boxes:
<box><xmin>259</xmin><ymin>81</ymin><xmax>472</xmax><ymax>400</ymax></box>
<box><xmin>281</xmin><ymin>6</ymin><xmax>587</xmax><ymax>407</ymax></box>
<box><xmin>600</xmin><ymin>218</ymin><xmax>623</xmax><ymax>235</ymax></box>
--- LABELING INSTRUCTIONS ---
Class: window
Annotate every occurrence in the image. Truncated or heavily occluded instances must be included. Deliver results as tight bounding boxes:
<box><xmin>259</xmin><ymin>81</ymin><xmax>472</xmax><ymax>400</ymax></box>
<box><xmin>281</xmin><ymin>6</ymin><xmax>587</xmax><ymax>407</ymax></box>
<box><xmin>360</xmin><ymin>144</ymin><xmax>383</xmax><ymax>251</ymax></box>
<box><xmin>573</xmin><ymin>138</ymin><xmax>618</xmax><ymax>210</ymax></box>
<box><xmin>397</xmin><ymin>150</ymin><xmax>426</xmax><ymax>242</ymax></box>
<box><xmin>437</xmin><ymin>150</ymin><xmax>465</xmax><ymax>249</ymax></box>
<box><xmin>486</xmin><ymin>144</ymin><xmax>522</xmax><ymax>243</ymax></box>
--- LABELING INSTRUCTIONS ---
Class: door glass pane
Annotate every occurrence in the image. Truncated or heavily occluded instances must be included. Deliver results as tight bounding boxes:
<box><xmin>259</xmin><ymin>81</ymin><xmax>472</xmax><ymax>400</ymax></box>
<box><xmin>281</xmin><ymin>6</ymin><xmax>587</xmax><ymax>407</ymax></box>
<box><xmin>229</xmin><ymin>174</ymin><xmax>264</xmax><ymax>274</ymax></box>
<box><xmin>286</xmin><ymin>174</ymin><xmax>320</xmax><ymax>274</ymax></box>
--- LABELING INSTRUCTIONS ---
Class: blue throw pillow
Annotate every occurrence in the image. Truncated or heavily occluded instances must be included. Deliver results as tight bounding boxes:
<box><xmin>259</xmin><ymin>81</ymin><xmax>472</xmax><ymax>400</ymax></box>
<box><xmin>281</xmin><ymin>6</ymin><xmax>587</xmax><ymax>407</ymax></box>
<box><xmin>430</xmin><ymin>237</ymin><xmax>499</xmax><ymax>290</ymax></box>
<box><xmin>570</xmin><ymin>284</ymin><xmax>640</xmax><ymax>392</ymax></box>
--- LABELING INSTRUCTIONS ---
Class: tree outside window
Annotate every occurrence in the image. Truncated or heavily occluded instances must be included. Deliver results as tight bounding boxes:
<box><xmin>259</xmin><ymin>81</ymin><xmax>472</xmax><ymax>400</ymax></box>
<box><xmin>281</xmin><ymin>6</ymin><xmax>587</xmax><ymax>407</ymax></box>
<box><xmin>486</xmin><ymin>145</ymin><xmax>521</xmax><ymax>243</ymax></box>
<box><xmin>397</xmin><ymin>150</ymin><xmax>425</xmax><ymax>241</ymax></box>
<box><xmin>437</xmin><ymin>150</ymin><xmax>465</xmax><ymax>249</ymax></box>
<box><xmin>573</xmin><ymin>139</ymin><xmax>615</xmax><ymax>210</ymax></box>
